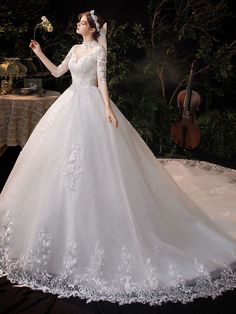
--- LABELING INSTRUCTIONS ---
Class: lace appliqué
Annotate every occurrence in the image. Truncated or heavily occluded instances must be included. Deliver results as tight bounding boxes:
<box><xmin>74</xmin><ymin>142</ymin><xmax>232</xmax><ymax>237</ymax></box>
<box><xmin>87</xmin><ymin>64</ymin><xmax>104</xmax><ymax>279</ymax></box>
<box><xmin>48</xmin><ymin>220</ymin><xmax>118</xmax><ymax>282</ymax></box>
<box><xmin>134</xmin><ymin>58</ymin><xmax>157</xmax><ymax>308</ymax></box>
<box><xmin>0</xmin><ymin>211</ymin><xmax>13</xmax><ymax>273</ymax></box>
<box><xmin>83</xmin><ymin>242</ymin><xmax>105</xmax><ymax>290</ymax></box>
<box><xmin>51</xmin><ymin>45</ymin><xmax>76</xmax><ymax>78</ymax></box>
<box><xmin>18</xmin><ymin>225</ymin><xmax>52</xmax><ymax>289</ymax></box>
<box><xmin>159</xmin><ymin>158</ymin><xmax>236</xmax><ymax>177</ymax></box>
<box><xmin>63</xmin><ymin>144</ymin><xmax>83</xmax><ymax>190</ymax></box>
<box><xmin>144</xmin><ymin>258</ymin><xmax>160</xmax><ymax>289</ymax></box>
<box><xmin>1</xmin><ymin>211</ymin><xmax>236</xmax><ymax>306</ymax></box>
<box><xmin>117</xmin><ymin>247</ymin><xmax>133</xmax><ymax>293</ymax></box>
<box><xmin>62</xmin><ymin>238</ymin><xmax>79</xmax><ymax>278</ymax></box>
<box><xmin>97</xmin><ymin>46</ymin><xmax>107</xmax><ymax>85</ymax></box>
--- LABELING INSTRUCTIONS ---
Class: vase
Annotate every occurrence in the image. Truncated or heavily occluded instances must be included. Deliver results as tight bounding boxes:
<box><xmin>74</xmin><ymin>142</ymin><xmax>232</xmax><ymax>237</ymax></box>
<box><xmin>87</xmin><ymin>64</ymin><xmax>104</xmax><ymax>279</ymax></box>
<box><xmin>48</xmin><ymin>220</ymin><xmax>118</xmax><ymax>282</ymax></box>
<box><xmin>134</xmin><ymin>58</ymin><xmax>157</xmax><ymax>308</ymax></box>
<box><xmin>0</xmin><ymin>63</ymin><xmax>7</xmax><ymax>78</ymax></box>
<box><xmin>3</xmin><ymin>58</ymin><xmax>20</xmax><ymax>77</ymax></box>
<box><xmin>22</xmin><ymin>58</ymin><xmax>38</xmax><ymax>75</ymax></box>
<box><xmin>16</xmin><ymin>59</ymin><xmax>27</xmax><ymax>77</ymax></box>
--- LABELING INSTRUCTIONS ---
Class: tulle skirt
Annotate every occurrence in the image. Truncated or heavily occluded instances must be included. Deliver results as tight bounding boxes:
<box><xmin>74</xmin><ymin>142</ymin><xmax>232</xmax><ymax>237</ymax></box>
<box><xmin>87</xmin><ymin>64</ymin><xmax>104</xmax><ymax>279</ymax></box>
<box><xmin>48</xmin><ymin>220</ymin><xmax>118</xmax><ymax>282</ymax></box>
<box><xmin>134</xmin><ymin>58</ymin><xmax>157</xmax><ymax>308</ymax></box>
<box><xmin>0</xmin><ymin>84</ymin><xmax>236</xmax><ymax>305</ymax></box>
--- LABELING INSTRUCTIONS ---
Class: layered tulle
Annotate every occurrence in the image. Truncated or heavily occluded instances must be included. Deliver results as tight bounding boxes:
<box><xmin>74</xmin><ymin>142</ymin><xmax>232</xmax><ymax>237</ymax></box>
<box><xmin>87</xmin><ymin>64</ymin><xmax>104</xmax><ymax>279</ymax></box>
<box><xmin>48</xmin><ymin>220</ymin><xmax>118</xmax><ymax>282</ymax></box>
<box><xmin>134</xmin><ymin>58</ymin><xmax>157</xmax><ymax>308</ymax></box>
<box><xmin>1</xmin><ymin>83</ymin><xmax>236</xmax><ymax>305</ymax></box>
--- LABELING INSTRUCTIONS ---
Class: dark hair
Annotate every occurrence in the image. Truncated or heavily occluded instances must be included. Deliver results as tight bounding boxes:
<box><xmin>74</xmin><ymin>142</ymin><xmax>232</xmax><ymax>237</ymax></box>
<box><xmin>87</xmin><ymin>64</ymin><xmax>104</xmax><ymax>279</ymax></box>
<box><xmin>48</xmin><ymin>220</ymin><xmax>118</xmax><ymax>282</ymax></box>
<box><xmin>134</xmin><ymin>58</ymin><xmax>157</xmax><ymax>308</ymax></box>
<box><xmin>78</xmin><ymin>11</ymin><xmax>104</xmax><ymax>40</ymax></box>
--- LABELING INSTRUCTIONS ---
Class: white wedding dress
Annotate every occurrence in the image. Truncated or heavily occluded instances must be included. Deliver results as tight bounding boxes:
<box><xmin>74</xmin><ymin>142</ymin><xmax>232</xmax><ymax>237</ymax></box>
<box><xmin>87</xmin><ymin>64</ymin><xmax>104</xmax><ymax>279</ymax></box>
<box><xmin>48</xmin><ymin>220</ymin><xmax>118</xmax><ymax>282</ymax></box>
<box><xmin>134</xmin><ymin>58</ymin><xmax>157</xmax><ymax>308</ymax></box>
<box><xmin>0</xmin><ymin>40</ymin><xmax>236</xmax><ymax>306</ymax></box>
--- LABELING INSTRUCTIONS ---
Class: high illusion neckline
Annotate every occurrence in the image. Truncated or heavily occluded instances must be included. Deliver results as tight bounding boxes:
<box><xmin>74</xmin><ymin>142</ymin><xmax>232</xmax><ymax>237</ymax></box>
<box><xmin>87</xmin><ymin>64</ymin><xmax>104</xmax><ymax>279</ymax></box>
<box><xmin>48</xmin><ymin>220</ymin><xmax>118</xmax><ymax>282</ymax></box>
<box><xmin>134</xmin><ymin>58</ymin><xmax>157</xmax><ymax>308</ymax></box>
<box><xmin>82</xmin><ymin>40</ymin><xmax>98</xmax><ymax>49</ymax></box>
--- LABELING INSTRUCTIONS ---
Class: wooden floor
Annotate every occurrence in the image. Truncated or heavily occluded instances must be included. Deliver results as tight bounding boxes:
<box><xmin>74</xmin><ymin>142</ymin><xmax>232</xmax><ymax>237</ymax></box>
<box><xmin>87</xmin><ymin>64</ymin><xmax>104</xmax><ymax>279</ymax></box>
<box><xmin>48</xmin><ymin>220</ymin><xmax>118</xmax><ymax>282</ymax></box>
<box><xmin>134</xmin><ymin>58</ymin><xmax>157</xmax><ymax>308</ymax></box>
<box><xmin>0</xmin><ymin>146</ymin><xmax>236</xmax><ymax>314</ymax></box>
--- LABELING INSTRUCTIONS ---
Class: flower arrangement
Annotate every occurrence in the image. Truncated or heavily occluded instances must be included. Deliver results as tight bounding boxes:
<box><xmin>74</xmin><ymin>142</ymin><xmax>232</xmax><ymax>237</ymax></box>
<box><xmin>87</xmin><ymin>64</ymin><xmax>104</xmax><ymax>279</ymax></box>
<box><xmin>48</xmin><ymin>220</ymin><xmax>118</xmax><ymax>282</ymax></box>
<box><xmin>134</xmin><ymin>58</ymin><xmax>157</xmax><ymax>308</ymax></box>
<box><xmin>34</xmin><ymin>16</ymin><xmax>53</xmax><ymax>40</ymax></box>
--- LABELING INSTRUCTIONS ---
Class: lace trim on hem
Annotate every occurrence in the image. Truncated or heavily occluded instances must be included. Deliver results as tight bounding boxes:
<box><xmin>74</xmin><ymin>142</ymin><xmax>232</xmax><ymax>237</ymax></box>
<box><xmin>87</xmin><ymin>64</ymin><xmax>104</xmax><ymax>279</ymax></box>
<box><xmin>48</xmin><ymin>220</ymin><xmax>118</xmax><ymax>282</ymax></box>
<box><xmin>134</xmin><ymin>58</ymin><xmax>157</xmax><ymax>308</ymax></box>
<box><xmin>1</xmin><ymin>213</ymin><xmax>236</xmax><ymax>307</ymax></box>
<box><xmin>1</xmin><ymin>207</ymin><xmax>236</xmax><ymax>306</ymax></box>
<box><xmin>159</xmin><ymin>158</ymin><xmax>236</xmax><ymax>176</ymax></box>
<box><xmin>1</xmin><ymin>267</ymin><xmax>236</xmax><ymax>306</ymax></box>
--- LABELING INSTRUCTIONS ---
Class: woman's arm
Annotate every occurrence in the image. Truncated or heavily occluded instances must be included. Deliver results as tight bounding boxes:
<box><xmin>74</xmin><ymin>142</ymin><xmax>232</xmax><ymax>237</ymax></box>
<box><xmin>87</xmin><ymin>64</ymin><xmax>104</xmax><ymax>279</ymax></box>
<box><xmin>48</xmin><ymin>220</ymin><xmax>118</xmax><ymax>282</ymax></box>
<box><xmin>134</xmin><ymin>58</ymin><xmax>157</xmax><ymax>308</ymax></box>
<box><xmin>97</xmin><ymin>46</ymin><xmax>119</xmax><ymax>128</ymax></box>
<box><xmin>29</xmin><ymin>40</ymin><xmax>72</xmax><ymax>77</ymax></box>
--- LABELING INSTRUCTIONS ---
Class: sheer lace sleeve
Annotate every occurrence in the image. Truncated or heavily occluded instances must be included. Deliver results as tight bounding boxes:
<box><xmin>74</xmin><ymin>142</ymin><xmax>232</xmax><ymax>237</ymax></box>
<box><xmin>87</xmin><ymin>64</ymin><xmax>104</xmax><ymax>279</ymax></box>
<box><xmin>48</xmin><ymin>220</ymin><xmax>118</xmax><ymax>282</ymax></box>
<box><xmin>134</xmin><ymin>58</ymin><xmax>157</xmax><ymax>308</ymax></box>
<box><xmin>96</xmin><ymin>46</ymin><xmax>107</xmax><ymax>85</ymax></box>
<box><xmin>51</xmin><ymin>45</ymin><xmax>75</xmax><ymax>78</ymax></box>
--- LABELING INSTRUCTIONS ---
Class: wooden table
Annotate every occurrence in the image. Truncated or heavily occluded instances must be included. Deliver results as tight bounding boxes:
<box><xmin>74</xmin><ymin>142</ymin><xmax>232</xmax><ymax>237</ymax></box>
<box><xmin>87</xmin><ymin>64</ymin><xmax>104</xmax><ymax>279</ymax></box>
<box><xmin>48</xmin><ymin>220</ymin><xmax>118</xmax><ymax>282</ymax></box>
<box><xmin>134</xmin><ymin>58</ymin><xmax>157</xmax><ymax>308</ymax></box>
<box><xmin>0</xmin><ymin>90</ymin><xmax>60</xmax><ymax>156</ymax></box>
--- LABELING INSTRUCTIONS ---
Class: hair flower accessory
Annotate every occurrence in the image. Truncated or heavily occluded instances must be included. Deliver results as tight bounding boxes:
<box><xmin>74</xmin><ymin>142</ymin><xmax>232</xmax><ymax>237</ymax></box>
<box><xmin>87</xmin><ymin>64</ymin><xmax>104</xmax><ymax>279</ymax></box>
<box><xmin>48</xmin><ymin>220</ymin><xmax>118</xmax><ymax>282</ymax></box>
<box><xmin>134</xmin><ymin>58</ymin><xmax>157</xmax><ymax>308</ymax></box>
<box><xmin>34</xmin><ymin>16</ymin><xmax>53</xmax><ymax>40</ymax></box>
<box><xmin>90</xmin><ymin>10</ymin><xmax>100</xmax><ymax>32</ymax></box>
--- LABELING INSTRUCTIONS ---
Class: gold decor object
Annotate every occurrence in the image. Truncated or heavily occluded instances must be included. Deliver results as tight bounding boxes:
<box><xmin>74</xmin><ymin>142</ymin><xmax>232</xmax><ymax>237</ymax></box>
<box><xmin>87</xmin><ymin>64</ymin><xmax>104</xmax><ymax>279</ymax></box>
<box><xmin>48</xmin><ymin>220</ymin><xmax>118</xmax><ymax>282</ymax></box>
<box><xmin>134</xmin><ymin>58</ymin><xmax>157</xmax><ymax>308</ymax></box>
<box><xmin>0</xmin><ymin>58</ymin><xmax>27</xmax><ymax>94</ymax></box>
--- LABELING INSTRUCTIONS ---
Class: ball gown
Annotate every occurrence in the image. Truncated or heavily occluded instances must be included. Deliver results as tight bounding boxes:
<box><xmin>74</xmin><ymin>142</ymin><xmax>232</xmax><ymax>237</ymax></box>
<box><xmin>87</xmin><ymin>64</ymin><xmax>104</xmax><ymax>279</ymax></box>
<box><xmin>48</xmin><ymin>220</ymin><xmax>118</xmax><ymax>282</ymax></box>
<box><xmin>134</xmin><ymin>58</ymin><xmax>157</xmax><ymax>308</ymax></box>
<box><xmin>0</xmin><ymin>40</ymin><xmax>236</xmax><ymax>306</ymax></box>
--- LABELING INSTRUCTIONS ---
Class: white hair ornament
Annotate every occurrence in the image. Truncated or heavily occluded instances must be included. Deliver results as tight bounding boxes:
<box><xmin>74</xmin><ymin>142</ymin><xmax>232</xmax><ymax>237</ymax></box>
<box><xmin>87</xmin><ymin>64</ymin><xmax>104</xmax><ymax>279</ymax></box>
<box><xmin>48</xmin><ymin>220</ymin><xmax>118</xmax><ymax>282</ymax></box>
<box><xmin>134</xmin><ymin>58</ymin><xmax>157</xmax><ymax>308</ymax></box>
<box><xmin>90</xmin><ymin>10</ymin><xmax>107</xmax><ymax>50</ymax></box>
<box><xmin>90</xmin><ymin>10</ymin><xmax>100</xmax><ymax>32</ymax></box>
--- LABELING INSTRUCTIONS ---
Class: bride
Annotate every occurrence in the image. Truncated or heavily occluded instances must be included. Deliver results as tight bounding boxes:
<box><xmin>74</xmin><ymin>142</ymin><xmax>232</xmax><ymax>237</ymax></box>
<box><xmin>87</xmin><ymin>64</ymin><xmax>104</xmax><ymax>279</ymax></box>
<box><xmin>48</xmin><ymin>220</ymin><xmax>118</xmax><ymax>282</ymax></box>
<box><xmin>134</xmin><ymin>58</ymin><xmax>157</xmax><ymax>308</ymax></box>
<box><xmin>0</xmin><ymin>10</ymin><xmax>236</xmax><ymax>306</ymax></box>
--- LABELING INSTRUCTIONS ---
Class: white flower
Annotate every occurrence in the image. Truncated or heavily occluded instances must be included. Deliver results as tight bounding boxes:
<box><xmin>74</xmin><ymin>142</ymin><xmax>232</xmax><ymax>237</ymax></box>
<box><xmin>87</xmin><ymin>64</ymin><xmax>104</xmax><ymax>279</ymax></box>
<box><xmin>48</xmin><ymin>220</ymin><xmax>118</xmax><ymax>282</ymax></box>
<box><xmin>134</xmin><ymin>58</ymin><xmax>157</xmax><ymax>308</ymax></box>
<box><xmin>47</xmin><ymin>24</ymin><xmax>53</xmax><ymax>32</ymax></box>
<box><xmin>34</xmin><ymin>16</ymin><xmax>53</xmax><ymax>40</ymax></box>
<box><xmin>41</xmin><ymin>17</ymin><xmax>53</xmax><ymax>32</ymax></box>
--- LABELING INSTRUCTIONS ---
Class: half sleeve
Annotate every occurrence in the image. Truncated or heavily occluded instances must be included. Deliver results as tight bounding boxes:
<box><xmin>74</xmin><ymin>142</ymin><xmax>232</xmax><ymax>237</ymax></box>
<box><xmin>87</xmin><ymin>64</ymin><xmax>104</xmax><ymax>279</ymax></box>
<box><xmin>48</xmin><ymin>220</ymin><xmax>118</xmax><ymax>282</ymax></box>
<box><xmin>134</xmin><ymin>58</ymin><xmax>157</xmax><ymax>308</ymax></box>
<box><xmin>97</xmin><ymin>46</ymin><xmax>107</xmax><ymax>85</ymax></box>
<box><xmin>51</xmin><ymin>46</ymin><xmax>75</xmax><ymax>78</ymax></box>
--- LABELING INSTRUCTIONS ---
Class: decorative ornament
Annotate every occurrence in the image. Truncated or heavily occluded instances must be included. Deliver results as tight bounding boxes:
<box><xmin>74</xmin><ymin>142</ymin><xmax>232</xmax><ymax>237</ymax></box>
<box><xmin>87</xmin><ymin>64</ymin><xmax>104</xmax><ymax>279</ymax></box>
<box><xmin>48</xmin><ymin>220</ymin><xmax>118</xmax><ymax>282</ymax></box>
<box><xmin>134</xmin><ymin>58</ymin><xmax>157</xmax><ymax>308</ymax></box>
<box><xmin>89</xmin><ymin>10</ymin><xmax>100</xmax><ymax>32</ymax></box>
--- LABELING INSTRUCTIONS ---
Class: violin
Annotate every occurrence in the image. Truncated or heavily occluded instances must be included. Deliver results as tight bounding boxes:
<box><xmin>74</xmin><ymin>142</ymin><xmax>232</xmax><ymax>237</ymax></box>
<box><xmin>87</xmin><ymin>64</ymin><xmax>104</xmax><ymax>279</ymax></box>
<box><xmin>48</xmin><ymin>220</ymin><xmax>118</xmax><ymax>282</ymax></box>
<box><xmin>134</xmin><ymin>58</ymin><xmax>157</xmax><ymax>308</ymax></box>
<box><xmin>170</xmin><ymin>61</ymin><xmax>201</xmax><ymax>150</ymax></box>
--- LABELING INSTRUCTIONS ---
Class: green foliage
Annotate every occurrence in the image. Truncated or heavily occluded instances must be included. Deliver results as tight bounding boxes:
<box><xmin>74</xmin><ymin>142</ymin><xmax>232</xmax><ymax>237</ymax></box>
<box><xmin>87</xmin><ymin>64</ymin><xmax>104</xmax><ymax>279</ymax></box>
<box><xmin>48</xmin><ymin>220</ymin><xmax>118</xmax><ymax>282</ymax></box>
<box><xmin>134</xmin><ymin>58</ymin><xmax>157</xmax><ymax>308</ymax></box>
<box><xmin>114</xmin><ymin>74</ymin><xmax>161</xmax><ymax>146</ymax></box>
<box><xmin>142</xmin><ymin>0</ymin><xmax>236</xmax><ymax>104</ymax></box>
<box><xmin>124</xmin><ymin>0</ymin><xmax>236</xmax><ymax>162</ymax></box>
<box><xmin>0</xmin><ymin>0</ymin><xmax>235</xmax><ymax>164</ymax></box>
<box><xmin>197</xmin><ymin>110</ymin><xmax>236</xmax><ymax>160</ymax></box>
<box><xmin>104</xmin><ymin>21</ymin><xmax>135</xmax><ymax>93</ymax></box>
<box><xmin>0</xmin><ymin>0</ymin><xmax>51</xmax><ymax>58</ymax></box>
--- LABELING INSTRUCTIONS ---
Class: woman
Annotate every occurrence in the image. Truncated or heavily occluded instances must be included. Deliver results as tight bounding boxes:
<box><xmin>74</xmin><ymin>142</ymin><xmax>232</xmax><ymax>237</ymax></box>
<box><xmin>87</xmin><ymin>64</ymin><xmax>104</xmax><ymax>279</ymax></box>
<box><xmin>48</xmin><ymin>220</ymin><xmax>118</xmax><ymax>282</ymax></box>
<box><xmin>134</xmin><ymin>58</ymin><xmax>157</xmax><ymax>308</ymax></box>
<box><xmin>0</xmin><ymin>10</ymin><xmax>236</xmax><ymax>306</ymax></box>
<box><xmin>29</xmin><ymin>11</ymin><xmax>118</xmax><ymax>130</ymax></box>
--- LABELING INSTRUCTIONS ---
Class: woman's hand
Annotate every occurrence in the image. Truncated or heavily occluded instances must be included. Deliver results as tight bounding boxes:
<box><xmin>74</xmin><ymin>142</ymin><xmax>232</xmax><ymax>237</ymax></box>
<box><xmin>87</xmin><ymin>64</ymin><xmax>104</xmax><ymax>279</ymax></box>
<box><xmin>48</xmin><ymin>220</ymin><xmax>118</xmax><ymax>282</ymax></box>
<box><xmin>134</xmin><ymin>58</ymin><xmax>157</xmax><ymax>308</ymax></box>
<box><xmin>106</xmin><ymin>107</ymin><xmax>119</xmax><ymax>128</ymax></box>
<box><xmin>29</xmin><ymin>40</ymin><xmax>42</xmax><ymax>55</ymax></box>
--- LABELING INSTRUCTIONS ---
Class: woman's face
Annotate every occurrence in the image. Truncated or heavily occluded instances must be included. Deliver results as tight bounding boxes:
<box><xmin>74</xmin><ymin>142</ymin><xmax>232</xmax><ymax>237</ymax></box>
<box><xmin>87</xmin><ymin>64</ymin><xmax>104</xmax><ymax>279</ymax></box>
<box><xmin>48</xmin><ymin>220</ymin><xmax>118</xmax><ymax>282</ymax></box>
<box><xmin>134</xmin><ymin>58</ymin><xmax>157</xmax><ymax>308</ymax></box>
<box><xmin>76</xmin><ymin>15</ymin><xmax>95</xmax><ymax>36</ymax></box>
